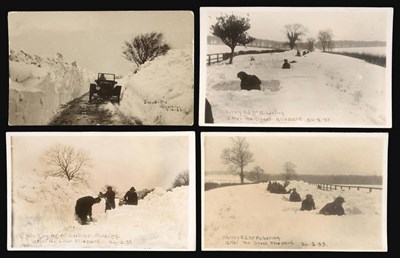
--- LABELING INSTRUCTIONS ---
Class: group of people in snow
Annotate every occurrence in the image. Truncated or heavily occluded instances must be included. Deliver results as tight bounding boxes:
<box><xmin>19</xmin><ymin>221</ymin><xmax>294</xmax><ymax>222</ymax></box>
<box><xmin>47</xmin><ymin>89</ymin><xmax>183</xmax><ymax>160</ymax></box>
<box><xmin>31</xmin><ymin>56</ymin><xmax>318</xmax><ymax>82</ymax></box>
<box><xmin>74</xmin><ymin>186</ymin><xmax>138</xmax><ymax>225</ymax></box>
<box><xmin>267</xmin><ymin>181</ymin><xmax>346</xmax><ymax>216</ymax></box>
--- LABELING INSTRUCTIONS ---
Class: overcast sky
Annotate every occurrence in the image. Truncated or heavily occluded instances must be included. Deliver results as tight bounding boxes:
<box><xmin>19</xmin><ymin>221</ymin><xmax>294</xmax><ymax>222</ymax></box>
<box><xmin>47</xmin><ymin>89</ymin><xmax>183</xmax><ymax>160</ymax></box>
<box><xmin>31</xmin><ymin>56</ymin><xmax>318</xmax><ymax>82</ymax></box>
<box><xmin>8</xmin><ymin>11</ymin><xmax>194</xmax><ymax>75</ymax></box>
<box><xmin>10</xmin><ymin>134</ymin><xmax>191</xmax><ymax>194</ymax></box>
<box><xmin>205</xmin><ymin>7</ymin><xmax>392</xmax><ymax>42</ymax></box>
<box><xmin>204</xmin><ymin>133</ymin><xmax>387</xmax><ymax>176</ymax></box>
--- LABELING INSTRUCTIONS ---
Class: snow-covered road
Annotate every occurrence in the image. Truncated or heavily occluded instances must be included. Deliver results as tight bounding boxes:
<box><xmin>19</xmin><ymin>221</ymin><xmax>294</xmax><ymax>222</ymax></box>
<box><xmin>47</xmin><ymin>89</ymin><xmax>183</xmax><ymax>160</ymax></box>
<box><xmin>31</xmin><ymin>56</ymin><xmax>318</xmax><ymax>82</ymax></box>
<box><xmin>203</xmin><ymin>182</ymin><xmax>385</xmax><ymax>251</ymax></box>
<box><xmin>49</xmin><ymin>93</ymin><xmax>142</xmax><ymax>125</ymax></box>
<box><xmin>204</xmin><ymin>50</ymin><xmax>389</xmax><ymax>127</ymax></box>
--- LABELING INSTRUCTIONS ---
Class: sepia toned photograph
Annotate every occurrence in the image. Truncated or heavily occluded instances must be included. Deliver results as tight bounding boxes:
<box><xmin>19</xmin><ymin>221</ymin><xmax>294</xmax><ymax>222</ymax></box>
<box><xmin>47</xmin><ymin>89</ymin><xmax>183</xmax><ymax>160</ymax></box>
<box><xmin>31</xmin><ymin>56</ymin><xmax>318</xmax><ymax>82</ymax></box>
<box><xmin>7</xmin><ymin>132</ymin><xmax>196</xmax><ymax>250</ymax></box>
<box><xmin>202</xmin><ymin>132</ymin><xmax>387</xmax><ymax>251</ymax></box>
<box><xmin>199</xmin><ymin>7</ymin><xmax>393</xmax><ymax>128</ymax></box>
<box><xmin>8</xmin><ymin>11</ymin><xmax>194</xmax><ymax>125</ymax></box>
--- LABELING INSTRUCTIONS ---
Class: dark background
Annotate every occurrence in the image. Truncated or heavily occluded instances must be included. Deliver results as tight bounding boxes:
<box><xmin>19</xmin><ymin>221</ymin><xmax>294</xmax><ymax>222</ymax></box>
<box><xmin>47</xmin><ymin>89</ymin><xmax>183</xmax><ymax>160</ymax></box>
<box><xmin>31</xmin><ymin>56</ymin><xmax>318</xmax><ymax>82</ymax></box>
<box><xmin>1</xmin><ymin>0</ymin><xmax>398</xmax><ymax>257</ymax></box>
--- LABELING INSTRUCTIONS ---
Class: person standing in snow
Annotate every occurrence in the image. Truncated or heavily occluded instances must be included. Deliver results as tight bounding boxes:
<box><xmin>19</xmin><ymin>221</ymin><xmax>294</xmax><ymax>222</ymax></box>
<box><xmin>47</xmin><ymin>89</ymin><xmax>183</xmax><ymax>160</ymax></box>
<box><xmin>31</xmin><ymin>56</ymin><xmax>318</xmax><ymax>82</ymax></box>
<box><xmin>123</xmin><ymin>187</ymin><xmax>138</xmax><ymax>205</ymax></box>
<box><xmin>319</xmin><ymin>197</ymin><xmax>345</xmax><ymax>216</ymax></box>
<box><xmin>237</xmin><ymin>71</ymin><xmax>261</xmax><ymax>91</ymax></box>
<box><xmin>104</xmin><ymin>186</ymin><xmax>116</xmax><ymax>212</ymax></box>
<box><xmin>288</xmin><ymin>188</ymin><xmax>301</xmax><ymax>202</ymax></box>
<box><xmin>300</xmin><ymin>194</ymin><xmax>316</xmax><ymax>211</ymax></box>
<box><xmin>282</xmin><ymin>59</ymin><xmax>291</xmax><ymax>69</ymax></box>
<box><xmin>75</xmin><ymin>195</ymin><xmax>102</xmax><ymax>225</ymax></box>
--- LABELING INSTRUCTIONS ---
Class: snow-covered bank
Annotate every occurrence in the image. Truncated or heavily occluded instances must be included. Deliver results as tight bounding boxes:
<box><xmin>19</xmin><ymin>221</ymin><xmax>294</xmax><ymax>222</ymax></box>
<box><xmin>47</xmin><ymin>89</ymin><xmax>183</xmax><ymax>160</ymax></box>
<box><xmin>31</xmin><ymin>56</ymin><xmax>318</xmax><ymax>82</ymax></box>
<box><xmin>204</xmin><ymin>49</ymin><xmax>389</xmax><ymax>127</ymax></box>
<box><xmin>10</xmin><ymin>171</ymin><xmax>191</xmax><ymax>250</ymax></box>
<box><xmin>9</xmin><ymin>50</ymin><xmax>93</xmax><ymax>125</ymax></box>
<box><xmin>118</xmin><ymin>49</ymin><xmax>194</xmax><ymax>125</ymax></box>
<box><xmin>203</xmin><ymin>181</ymin><xmax>385</xmax><ymax>251</ymax></box>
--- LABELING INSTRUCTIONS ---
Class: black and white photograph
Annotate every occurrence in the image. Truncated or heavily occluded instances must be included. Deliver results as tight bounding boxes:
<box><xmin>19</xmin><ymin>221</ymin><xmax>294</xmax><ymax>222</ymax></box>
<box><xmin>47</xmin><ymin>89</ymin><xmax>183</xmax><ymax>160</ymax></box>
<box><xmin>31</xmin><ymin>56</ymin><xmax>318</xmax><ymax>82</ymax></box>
<box><xmin>199</xmin><ymin>7</ymin><xmax>393</xmax><ymax>128</ymax></box>
<box><xmin>8</xmin><ymin>11</ymin><xmax>194</xmax><ymax>125</ymax></box>
<box><xmin>7</xmin><ymin>132</ymin><xmax>196</xmax><ymax>250</ymax></box>
<box><xmin>202</xmin><ymin>132</ymin><xmax>387</xmax><ymax>251</ymax></box>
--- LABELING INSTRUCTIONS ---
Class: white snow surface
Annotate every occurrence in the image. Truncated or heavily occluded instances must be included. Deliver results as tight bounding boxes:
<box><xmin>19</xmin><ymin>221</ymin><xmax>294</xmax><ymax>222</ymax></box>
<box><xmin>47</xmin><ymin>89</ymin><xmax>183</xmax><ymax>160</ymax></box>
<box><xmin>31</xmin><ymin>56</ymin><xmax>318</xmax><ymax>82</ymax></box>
<box><xmin>203</xmin><ymin>180</ymin><xmax>385</xmax><ymax>251</ymax></box>
<box><xmin>205</xmin><ymin>49</ymin><xmax>389</xmax><ymax>127</ymax></box>
<box><xmin>334</xmin><ymin>47</ymin><xmax>386</xmax><ymax>56</ymax></box>
<box><xmin>9</xmin><ymin>50</ymin><xmax>93</xmax><ymax>125</ymax></box>
<box><xmin>118</xmin><ymin>49</ymin><xmax>194</xmax><ymax>125</ymax></box>
<box><xmin>207</xmin><ymin>45</ymin><xmax>274</xmax><ymax>54</ymax></box>
<box><xmin>11</xmin><ymin>172</ymin><xmax>190</xmax><ymax>250</ymax></box>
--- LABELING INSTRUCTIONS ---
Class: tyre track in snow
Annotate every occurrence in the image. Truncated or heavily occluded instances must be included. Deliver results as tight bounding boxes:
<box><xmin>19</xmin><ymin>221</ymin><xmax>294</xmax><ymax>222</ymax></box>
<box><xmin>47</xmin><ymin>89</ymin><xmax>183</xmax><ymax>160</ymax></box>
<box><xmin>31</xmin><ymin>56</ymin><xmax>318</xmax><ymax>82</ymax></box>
<box><xmin>49</xmin><ymin>93</ymin><xmax>142</xmax><ymax>125</ymax></box>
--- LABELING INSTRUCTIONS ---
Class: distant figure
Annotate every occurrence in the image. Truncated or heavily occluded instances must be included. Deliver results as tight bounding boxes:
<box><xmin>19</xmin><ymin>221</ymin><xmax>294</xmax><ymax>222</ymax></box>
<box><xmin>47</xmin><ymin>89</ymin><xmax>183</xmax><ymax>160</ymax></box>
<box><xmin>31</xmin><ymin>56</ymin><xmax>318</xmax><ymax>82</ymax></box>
<box><xmin>237</xmin><ymin>71</ymin><xmax>261</xmax><ymax>91</ymax></box>
<box><xmin>75</xmin><ymin>196</ymin><xmax>102</xmax><ymax>225</ymax></box>
<box><xmin>302</xmin><ymin>50</ymin><xmax>307</xmax><ymax>56</ymax></box>
<box><xmin>296</xmin><ymin>49</ymin><xmax>301</xmax><ymax>56</ymax></box>
<box><xmin>282</xmin><ymin>59</ymin><xmax>291</xmax><ymax>69</ymax></box>
<box><xmin>205</xmin><ymin>98</ymin><xmax>214</xmax><ymax>123</ymax></box>
<box><xmin>319</xmin><ymin>197</ymin><xmax>345</xmax><ymax>216</ymax></box>
<box><xmin>289</xmin><ymin>188</ymin><xmax>301</xmax><ymax>202</ymax></box>
<box><xmin>99</xmin><ymin>73</ymin><xmax>106</xmax><ymax>80</ymax></box>
<box><xmin>104</xmin><ymin>186</ymin><xmax>116</xmax><ymax>212</ymax></box>
<box><xmin>124</xmin><ymin>187</ymin><xmax>138</xmax><ymax>205</ymax></box>
<box><xmin>300</xmin><ymin>194</ymin><xmax>316</xmax><ymax>211</ymax></box>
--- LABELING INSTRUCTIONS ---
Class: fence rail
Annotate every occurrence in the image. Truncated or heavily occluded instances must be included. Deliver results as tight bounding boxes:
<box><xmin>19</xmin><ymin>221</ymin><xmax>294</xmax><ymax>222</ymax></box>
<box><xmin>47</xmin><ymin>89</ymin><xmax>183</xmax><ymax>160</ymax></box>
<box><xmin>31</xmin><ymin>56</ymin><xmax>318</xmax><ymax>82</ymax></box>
<box><xmin>309</xmin><ymin>182</ymin><xmax>382</xmax><ymax>192</ymax></box>
<box><xmin>206</xmin><ymin>53</ymin><xmax>228</xmax><ymax>65</ymax></box>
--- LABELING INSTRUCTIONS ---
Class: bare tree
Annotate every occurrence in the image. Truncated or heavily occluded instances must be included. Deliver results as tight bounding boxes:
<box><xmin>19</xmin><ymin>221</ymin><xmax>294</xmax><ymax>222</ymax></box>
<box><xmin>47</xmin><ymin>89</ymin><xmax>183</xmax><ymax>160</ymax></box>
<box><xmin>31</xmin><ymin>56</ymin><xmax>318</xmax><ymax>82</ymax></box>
<box><xmin>122</xmin><ymin>32</ymin><xmax>171</xmax><ymax>67</ymax></box>
<box><xmin>211</xmin><ymin>14</ymin><xmax>255</xmax><ymax>64</ymax></box>
<box><xmin>41</xmin><ymin>144</ymin><xmax>92</xmax><ymax>183</ymax></box>
<box><xmin>317</xmin><ymin>29</ymin><xmax>334</xmax><ymax>52</ymax></box>
<box><xmin>252</xmin><ymin>165</ymin><xmax>264</xmax><ymax>183</ymax></box>
<box><xmin>221</xmin><ymin>137</ymin><xmax>254</xmax><ymax>183</ymax></box>
<box><xmin>284</xmin><ymin>24</ymin><xmax>308</xmax><ymax>50</ymax></box>
<box><xmin>282</xmin><ymin>161</ymin><xmax>296</xmax><ymax>181</ymax></box>
<box><xmin>172</xmin><ymin>170</ymin><xmax>190</xmax><ymax>188</ymax></box>
<box><xmin>306</xmin><ymin>38</ymin><xmax>316</xmax><ymax>52</ymax></box>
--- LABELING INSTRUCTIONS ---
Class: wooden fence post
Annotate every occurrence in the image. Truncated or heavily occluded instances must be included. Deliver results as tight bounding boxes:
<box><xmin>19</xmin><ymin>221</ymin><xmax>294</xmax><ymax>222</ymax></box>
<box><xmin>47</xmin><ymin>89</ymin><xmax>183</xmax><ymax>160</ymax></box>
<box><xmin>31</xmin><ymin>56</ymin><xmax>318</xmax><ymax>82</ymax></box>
<box><xmin>208</xmin><ymin>55</ymin><xmax>211</xmax><ymax>66</ymax></box>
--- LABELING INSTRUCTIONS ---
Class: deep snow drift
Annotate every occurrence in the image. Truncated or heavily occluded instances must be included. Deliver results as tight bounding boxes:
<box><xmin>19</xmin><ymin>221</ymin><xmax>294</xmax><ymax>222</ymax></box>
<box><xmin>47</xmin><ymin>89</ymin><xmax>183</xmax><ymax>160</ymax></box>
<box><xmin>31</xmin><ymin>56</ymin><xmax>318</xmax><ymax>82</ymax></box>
<box><xmin>10</xmin><ymin>172</ymin><xmax>191</xmax><ymax>250</ymax></box>
<box><xmin>204</xmin><ymin>49</ymin><xmax>389</xmax><ymax>127</ymax></box>
<box><xmin>203</xmin><ymin>181</ymin><xmax>386</xmax><ymax>251</ymax></box>
<box><xmin>9</xmin><ymin>50</ymin><xmax>93</xmax><ymax>125</ymax></box>
<box><xmin>118</xmin><ymin>48</ymin><xmax>194</xmax><ymax>125</ymax></box>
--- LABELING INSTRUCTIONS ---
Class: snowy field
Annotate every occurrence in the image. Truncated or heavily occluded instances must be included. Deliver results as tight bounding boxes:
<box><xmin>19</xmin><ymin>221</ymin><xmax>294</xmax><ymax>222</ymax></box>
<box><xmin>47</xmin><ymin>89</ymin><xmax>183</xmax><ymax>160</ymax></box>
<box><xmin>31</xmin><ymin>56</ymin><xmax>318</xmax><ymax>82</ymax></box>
<box><xmin>203</xmin><ymin>181</ymin><xmax>385</xmax><ymax>251</ymax></box>
<box><xmin>10</xmin><ymin>173</ymin><xmax>192</xmax><ymax>250</ymax></box>
<box><xmin>203</xmin><ymin>49</ymin><xmax>389</xmax><ymax>127</ymax></box>
<box><xmin>207</xmin><ymin>44</ymin><xmax>274</xmax><ymax>54</ymax></box>
<box><xmin>205</xmin><ymin>173</ymin><xmax>251</xmax><ymax>184</ymax></box>
<box><xmin>333</xmin><ymin>47</ymin><xmax>386</xmax><ymax>56</ymax></box>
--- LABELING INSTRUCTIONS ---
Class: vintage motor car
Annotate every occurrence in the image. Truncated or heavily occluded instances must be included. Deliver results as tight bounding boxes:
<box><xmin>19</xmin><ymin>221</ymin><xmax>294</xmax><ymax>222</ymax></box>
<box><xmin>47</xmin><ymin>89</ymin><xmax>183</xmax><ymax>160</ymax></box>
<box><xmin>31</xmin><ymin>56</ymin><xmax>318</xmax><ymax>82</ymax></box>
<box><xmin>89</xmin><ymin>73</ymin><xmax>122</xmax><ymax>103</ymax></box>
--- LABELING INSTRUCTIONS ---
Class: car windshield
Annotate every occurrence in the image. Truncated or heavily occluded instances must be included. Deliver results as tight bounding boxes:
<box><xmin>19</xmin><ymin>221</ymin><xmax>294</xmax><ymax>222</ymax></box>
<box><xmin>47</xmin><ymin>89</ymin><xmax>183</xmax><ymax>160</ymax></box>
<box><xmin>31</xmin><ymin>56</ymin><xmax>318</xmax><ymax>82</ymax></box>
<box><xmin>99</xmin><ymin>74</ymin><xmax>114</xmax><ymax>81</ymax></box>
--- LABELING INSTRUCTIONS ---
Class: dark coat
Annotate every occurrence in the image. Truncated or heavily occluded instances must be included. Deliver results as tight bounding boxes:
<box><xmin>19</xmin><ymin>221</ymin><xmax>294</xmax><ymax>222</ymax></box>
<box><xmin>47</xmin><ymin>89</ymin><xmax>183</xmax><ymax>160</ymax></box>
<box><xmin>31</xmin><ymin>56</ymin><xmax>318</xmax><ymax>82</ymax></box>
<box><xmin>104</xmin><ymin>189</ymin><xmax>116</xmax><ymax>211</ymax></box>
<box><xmin>289</xmin><ymin>191</ymin><xmax>301</xmax><ymax>202</ymax></box>
<box><xmin>75</xmin><ymin>196</ymin><xmax>100</xmax><ymax>224</ymax></box>
<box><xmin>300</xmin><ymin>199</ymin><xmax>316</xmax><ymax>211</ymax></box>
<box><xmin>124</xmin><ymin>190</ymin><xmax>138</xmax><ymax>205</ymax></box>
<box><xmin>282</xmin><ymin>62</ymin><xmax>291</xmax><ymax>69</ymax></box>
<box><xmin>205</xmin><ymin>99</ymin><xmax>214</xmax><ymax>123</ymax></box>
<box><xmin>239</xmin><ymin>75</ymin><xmax>261</xmax><ymax>91</ymax></box>
<box><xmin>319</xmin><ymin>202</ymin><xmax>345</xmax><ymax>216</ymax></box>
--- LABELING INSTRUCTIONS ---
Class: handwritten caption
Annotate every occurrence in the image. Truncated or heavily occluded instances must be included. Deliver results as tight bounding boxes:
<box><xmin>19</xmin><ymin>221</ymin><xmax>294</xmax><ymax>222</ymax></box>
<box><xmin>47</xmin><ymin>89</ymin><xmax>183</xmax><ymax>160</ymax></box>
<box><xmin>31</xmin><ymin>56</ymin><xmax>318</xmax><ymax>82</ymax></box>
<box><xmin>16</xmin><ymin>232</ymin><xmax>134</xmax><ymax>247</ymax></box>
<box><xmin>222</xmin><ymin>234</ymin><xmax>327</xmax><ymax>248</ymax></box>
<box><xmin>144</xmin><ymin>99</ymin><xmax>183</xmax><ymax>112</ymax></box>
<box><xmin>219</xmin><ymin>109</ymin><xmax>331</xmax><ymax>123</ymax></box>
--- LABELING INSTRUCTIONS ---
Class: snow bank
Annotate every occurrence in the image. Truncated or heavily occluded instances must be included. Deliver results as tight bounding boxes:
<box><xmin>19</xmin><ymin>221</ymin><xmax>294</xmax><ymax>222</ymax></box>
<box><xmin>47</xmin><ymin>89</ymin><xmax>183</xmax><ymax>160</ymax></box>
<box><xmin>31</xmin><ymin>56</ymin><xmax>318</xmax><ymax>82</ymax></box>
<box><xmin>11</xmin><ymin>170</ymin><xmax>191</xmax><ymax>249</ymax></box>
<box><xmin>118</xmin><ymin>49</ymin><xmax>194</xmax><ymax>125</ymax></box>
<box><xmin>205</xmin><ymin>49</ymin><xmax>388</xmax><ymax>127</ymax></box>
<box><xmin>204</xmin><ymin>181</ymin><xmax>385</xmax><ymax>251</ymax></box>
<box><xmin>9</xmin><ymin>50</ymin><xmax>93</xmax><ymax>125</ymax></box>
